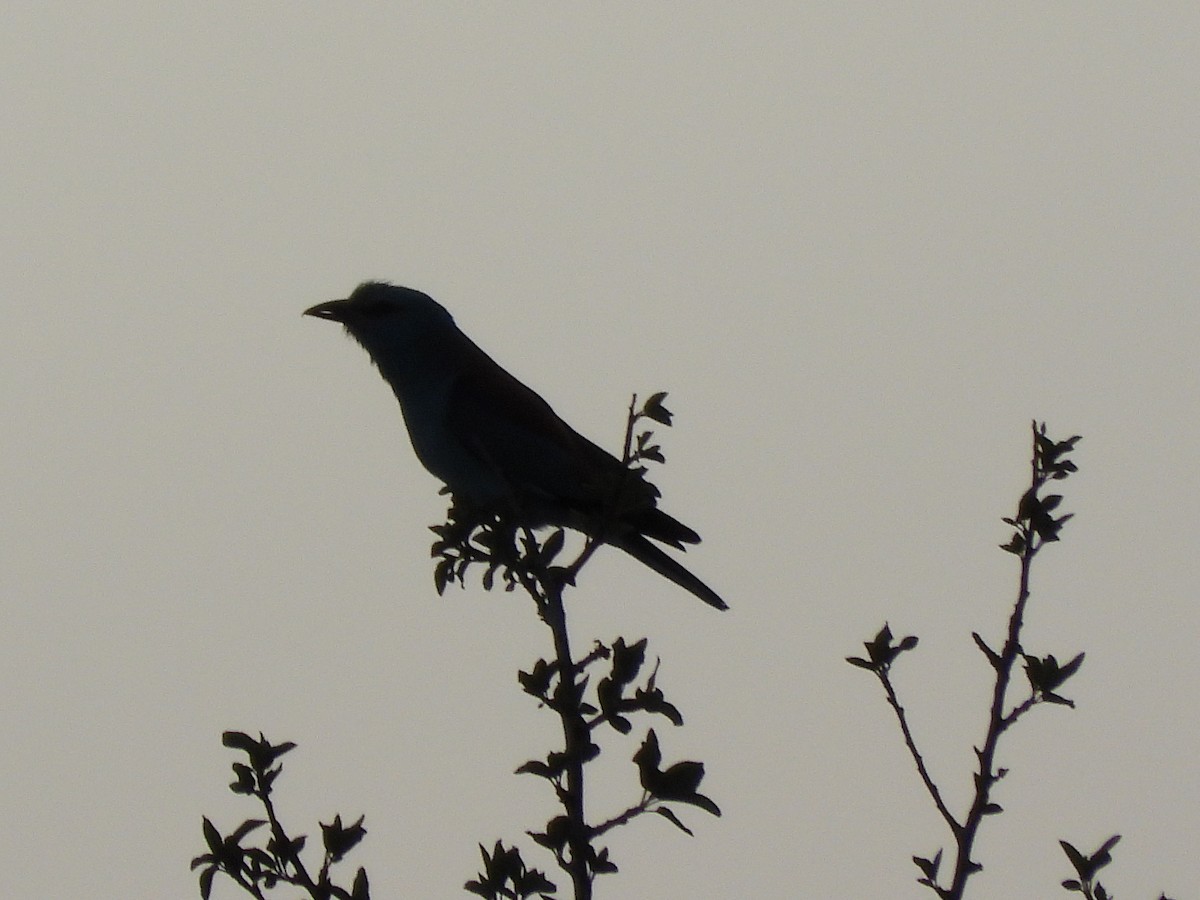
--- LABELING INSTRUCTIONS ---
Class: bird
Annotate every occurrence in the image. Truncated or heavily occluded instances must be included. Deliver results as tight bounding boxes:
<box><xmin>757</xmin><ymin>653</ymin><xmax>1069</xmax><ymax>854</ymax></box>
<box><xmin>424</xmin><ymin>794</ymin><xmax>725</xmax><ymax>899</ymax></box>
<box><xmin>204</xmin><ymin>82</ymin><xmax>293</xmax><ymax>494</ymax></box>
<box><xmin>304</xmin><ymin>281</ymin><xmax>726</xmax><ymax>610</ymax></box>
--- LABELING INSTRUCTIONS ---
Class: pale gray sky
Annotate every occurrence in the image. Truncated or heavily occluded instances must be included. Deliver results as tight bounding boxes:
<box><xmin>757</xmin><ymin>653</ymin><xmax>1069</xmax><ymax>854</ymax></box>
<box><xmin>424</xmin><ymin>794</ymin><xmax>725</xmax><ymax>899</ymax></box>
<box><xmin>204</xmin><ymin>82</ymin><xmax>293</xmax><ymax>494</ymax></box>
<box><xmin>3</xmin><ymin>5</ymin><xmax>1198</xmax><ymax>898</ymax></box>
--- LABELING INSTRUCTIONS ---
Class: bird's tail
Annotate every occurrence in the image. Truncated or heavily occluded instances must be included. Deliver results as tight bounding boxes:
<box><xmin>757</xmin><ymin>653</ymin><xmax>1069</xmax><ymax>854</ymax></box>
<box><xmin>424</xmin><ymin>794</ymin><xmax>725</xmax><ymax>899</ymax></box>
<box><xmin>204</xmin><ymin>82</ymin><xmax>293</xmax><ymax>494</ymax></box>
<box><xmin>632</xmin><ymin>508</ymin><xmax>701</xmax><ymax>548</ymax></box>
<box><xmin>609</xmin><ymin>532</ymin><xmax>728</xmax><ymax>610</ymax></box>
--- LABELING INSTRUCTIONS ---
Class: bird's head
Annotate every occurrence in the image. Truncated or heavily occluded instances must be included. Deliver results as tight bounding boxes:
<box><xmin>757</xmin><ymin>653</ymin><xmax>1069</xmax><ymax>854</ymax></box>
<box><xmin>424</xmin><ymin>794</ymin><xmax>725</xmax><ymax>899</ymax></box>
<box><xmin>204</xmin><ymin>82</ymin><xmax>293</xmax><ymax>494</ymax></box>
<box><xmin>305</xmin><ymin>282</ymin><xmax>457</xmax><ymax>370</ymax></box>
<box><xmin>305</xmin><ymin>281</ymin><xmax>453</xmax><ymax>330</ymax></box>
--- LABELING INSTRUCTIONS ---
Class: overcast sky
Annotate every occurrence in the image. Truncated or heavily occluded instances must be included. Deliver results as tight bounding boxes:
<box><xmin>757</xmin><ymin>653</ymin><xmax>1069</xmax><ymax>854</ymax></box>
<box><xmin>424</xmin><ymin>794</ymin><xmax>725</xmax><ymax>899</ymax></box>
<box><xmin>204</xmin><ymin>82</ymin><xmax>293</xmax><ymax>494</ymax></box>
<box><xmin>3</xmin><ymin>4</ymin><xmax>1198</xmax><ymax>898</ymax></box>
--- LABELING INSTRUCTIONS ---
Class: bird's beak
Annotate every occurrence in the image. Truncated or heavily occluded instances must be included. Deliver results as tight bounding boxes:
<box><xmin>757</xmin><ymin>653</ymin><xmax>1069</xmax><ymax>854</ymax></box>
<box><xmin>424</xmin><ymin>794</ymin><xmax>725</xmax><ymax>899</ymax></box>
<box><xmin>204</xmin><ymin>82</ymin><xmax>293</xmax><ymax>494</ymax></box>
<box><xmin>303</xmin><ymin>298</ymin><xmax>351</xmax><ymax>321</ymax></box>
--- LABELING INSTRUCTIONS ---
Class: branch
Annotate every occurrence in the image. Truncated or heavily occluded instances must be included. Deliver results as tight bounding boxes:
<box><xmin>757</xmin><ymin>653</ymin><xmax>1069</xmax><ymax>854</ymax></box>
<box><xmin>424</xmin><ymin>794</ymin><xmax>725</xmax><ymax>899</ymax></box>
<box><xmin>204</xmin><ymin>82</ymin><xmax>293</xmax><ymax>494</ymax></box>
<box><xmin>878</xmin><ymin>671</ymin><xmax>960</xmax><ymax>835</ymax></box>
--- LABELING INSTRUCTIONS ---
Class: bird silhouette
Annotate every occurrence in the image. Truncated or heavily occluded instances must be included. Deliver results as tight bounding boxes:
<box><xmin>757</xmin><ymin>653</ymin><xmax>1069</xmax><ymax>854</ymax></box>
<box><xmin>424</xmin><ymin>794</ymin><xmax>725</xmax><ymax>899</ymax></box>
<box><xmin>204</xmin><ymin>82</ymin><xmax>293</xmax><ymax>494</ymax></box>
<box><xmin>305</xmin><ymin>282</ymin><xmax>726</xmax><ymax>610</ymax></box>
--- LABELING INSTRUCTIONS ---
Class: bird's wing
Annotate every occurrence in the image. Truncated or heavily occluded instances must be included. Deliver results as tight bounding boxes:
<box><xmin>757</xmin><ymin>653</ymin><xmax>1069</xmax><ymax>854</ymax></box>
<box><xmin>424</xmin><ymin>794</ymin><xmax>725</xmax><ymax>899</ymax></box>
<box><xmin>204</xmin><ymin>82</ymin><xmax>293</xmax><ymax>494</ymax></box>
<box><xmin>444</xmin><ymin>337</ymin><xmax>617</xmax><ymax>504</ymax></box>
<box><xmin>443</xmin><ymin>336</ymin><xmax>702</xmax><ymax>548</ymax></box>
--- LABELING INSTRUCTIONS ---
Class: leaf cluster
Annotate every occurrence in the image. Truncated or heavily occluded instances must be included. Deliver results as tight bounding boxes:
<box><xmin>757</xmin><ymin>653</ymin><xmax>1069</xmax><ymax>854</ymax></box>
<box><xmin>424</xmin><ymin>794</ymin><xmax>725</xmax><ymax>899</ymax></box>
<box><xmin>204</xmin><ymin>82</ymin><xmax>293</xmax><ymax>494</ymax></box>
<box><xmin>1060</xmin><ymin>835</ymin><xmax>1120</xmax><ymax>899</ymax></box>
<box><xmin>492</xmin><ymin>637</ymin><xmax>717</xmax><ymax>898</ymax></box>
<box><xmin>624</xmin><ymin>391</ymin><xmax>673</xmax><ymax>466</ymax></box>
<box><xmin>1000</xmin><ymin>424</ymin><xmax>1080</xmax><ymax>556</ymax></box>
<box><xmin>1022</xmin><ymin>652</ymin><xmax>1086</xmax><ymax>708</ymax></box>
<box><xmin>430</xmin><ymin>500</ymin><xmax>561</xmax><ymax>597</ymax></box>
<box><xmin>452</xmin><ymin>393</ymin><xmax>718</xmax><ymax>899</ymax></box>
<box><xmin>1058</xmin><ymin>834</ymin><xmax>1177</xmax><ymax>900</ymax></box>
<box><xmin>465</xmin><ymin>840</ymin><xmax>557</xmax><ymax>899</ymax></box>
<box><xmin>846</xmin><ymin>623</ymin><xmax>919</xmax><ymax>673</ymax></box>
<box><xmin>847</xmin><ymin>422</ymin><xmax>1097</xmax><ymax>899</ymax></box>
<box><xmin>196</xmin><ymin>392</ymin><xmax>716</xmax><ymax>900</ymax></box>
<box><xmin>191</xmin><ymin>732</ymin><xmax>368</xmax><ymax>900</ymax></box>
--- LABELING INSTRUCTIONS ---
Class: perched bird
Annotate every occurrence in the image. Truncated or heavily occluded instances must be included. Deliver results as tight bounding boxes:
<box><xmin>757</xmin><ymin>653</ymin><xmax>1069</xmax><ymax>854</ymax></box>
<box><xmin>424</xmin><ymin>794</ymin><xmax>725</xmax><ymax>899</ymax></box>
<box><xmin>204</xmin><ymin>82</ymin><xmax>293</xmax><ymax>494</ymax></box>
<box><xmin>305</xmin><ymin>282</ymin><xmax>726</xmax><ymax>610</ymax></box>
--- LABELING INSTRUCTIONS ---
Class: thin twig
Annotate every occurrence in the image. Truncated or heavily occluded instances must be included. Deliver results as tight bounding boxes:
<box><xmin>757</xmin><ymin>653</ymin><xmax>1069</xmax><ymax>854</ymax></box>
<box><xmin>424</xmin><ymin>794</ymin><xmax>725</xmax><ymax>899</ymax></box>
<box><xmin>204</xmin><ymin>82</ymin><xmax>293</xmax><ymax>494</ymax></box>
<box><xmin>878</xmin><ymin>671</ymin><xmax>961</xmax><ymax>835</ymax></box>
<box><xmin>590</xmin><ymin>796</ymin><xmax>652</xmax><ymax>838</ymax></box>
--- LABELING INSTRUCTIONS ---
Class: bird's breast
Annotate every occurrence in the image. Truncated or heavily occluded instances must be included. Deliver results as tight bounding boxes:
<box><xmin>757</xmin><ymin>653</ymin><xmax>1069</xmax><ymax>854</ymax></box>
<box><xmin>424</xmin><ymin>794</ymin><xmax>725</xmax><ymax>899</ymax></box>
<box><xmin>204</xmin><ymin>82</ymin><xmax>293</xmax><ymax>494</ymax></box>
<box><xmin>393</xmin><ymin>380</ymin><xmax>508</xmax><ymax>504</ymax></box>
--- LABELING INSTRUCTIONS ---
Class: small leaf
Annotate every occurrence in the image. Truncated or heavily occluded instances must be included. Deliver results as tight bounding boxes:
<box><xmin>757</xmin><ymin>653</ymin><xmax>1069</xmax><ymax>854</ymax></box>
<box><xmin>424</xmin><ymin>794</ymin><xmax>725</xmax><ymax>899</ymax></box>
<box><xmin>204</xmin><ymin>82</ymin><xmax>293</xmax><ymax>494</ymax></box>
<box><xmin>912</xmin><ymin>849</ymin><xmax>942</xmax><ymax>881</ymax></box>
<box><xmin>640</xmin><ymin>445</ymin><xmax>665</xmax><ymax>464</ymax></box>
<box><xmin>434</xmin><ymin>559</ymin><xmax>451</xmax><ymax>595</ymax></box>
<box><xmin>973</xmin><ymin>632</ymin><xmax>1000</xmax><ymax>667</ymax></box>
<box><xmin>1017</xmin><ymin>487</ymin><xmax>1041</xmax><ymax>520</ymax></box>
<box><xmin>229</xmin><ymin>818</ymin><xmax>266</xmax><ymax>844</ymax></box>
<box><xmin>654</xmin><ymin>806</ymin><xmax>694</xmax><ymax>836</ymax></box>
<box><xmin>592</xmin><ymin>846</ymin><xmax>618</xmax><ymax>875</ymax></box>
<box><xmin>515</xmin><ymin>759</ymin><xmax>555</xmax><ymax>779</ymax></box>
<box><xmin>321</xmin><ymin>814</ymin><xmax>367</xmax><ymax>862</ymax></box>
<box><xmin>202</xmin><ymin>817</ymin><xmax>222</xmax><ymax>855</ymax></box>
<box><xmin>351</xmin><ymin>867</ymin><xmax>370</xmax><ymax>900</ymax></box>
<box><xmin>540</xmin><ymin>529</ymin><xmax>565</xmax><ymax>564</ymax></box>
<box><xmin>1060</xmin><ymin>840</ymin><xmax>1087</xmax><ymax>877</ymax></box>
<box><xmin>518</xmin><ymin>659</ymin><xmax>555</xmax><ymax>699</ymax></box>
<box><xmin>660</xmin><ymin>760</ymin><xmax>705</xmax><ymax>797</ymax></box>
<box><xmin>634</xmin><ymin>729</ymin><xmax>662</xmax><ymax>774</ymax></box>
<box><xmin>643</xmin><ymin>392</ymin><xmax>673</xmax><ymax>425</ymax></box>
<box><xmin>229</xmin><ymin>762</ymin><xmax>256</xmax><ymax>795</ymax></box>
<box><xmin>1042</xmin><ymin>691</ymin><xmax>1075</xmax><ymax>707</ymax></box>
<box><xmin>1000</xmin><ymin>533</ymin><xmax>1026</xmax><ymax>555</ymax></box>
<box><xmin>1058</xmin><ymin>651</ymin><xmax>1086</xmax><ymax>682</ymax></box>
<box><xmin>610</xmin><ymin>637</ymin><xmax>647</xmax><ymax>684</ymax></box>
<box><xmin>637</xmin><ymin>686</ymin><xmax>684</xmax><ymax>726</ymax></box>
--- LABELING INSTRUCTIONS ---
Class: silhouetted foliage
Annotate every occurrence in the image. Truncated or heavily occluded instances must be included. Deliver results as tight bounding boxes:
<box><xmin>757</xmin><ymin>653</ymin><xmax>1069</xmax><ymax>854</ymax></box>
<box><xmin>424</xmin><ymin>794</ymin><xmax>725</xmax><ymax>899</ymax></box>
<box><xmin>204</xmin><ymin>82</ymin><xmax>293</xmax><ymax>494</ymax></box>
<box><xmin>1056</xmin><ymin>834</ymin><xmax>1177</xmax><ymax>900</ymax></box>
<box><xmin>431</xmin><ymin>394</ymin><xmax>719</xmax><ymax>899</ymax></box>
<box><xmin>197</xmin><ymin>395</ymin><xmax>717</xmax><ymax>900</ymax></box>
<box><xmin>850</xmin><ymin>423</ymin><xmax>1174</xmax><ymax>899</ymax></box>
<box><xmin>191</xmin><ymin>732</ymin><xmax>368</xmax><ymax>900</ymax></box>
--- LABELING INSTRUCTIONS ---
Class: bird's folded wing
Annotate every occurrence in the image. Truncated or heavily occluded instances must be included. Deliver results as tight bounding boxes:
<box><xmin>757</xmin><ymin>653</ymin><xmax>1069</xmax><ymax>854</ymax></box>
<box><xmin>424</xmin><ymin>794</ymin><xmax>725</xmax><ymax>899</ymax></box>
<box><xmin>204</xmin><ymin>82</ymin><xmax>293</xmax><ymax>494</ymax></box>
<box><xmin>443</xmin><ymin>338</ymin><xmax>702</xmax><ymax>550</ymax></box>
<box><xmin>445</xmin><ymin>340</ymin><xmax>615</xmax><ymax>503</ymax></box>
